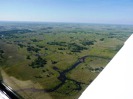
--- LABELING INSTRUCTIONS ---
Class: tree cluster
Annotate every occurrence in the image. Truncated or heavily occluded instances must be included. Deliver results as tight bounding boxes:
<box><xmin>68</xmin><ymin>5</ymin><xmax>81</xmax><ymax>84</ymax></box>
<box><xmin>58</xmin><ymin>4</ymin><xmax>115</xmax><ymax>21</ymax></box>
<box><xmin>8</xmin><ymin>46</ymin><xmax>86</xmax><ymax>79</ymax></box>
<box><xmin>47</xmin><ymin>41</ymin><xmax>67</xmax><ymax>46</ymax></box>
<box><xmin>18</xmin><ymin>43</ymin><xmax>25</xmax><ymax>48</ymax></box>
<box><xmin>0</xmin><ymin>29</ymin><xmax>32</xmax><ymax>35</ymax></box>
<box><xmin>68</xmin><ymin>43</ymin><xmax>87</xmax><ymax>52</ymax></box>
<box><xmin>31</xmin><ymin>39</ymin><xmax>42</xmax><ymax>42</ymax></box>
<box><xmin>82</xmin><ymin>40</ymin><xmax>95</xmax><ymax>46</ymax></box>
<box><xmin>29</xmin><ymin>56</ymin><xmax>47</xmax><ymax>68</ymax></box>
<box><xmin>0</xmin><ymin>49</ymin><xmax>4</xmax><ymax>63</ymax></box>
<box><xmin>27</xmin><ymin>46</ymin><xmax>41</xmax><ymax>53</ymax></box>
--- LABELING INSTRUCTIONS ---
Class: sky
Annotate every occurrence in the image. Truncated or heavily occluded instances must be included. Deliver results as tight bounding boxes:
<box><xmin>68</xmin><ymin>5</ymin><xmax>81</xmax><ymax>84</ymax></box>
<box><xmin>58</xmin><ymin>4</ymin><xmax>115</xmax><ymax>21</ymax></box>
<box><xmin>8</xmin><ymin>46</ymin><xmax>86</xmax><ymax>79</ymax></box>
<box><xmin>0</xmin><ymin>0</ymin><xmax>133</xmax><ymax>24</ymax></box>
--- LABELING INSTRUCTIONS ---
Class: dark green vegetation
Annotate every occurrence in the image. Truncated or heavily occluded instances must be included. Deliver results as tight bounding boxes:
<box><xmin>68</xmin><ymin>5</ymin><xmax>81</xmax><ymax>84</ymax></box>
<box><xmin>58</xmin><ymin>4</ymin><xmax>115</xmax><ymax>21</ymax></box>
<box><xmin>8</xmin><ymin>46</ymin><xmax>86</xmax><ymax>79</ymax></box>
<box><xmin>29</xmin><ymin>56</ymin><xmax>47</xmax><ymax>68</ymax></box>
<box><xmin>0</xmin><ymin>22</ymin><xmax>133</xmax><ymax>99</ymax></box>
<box><xmin>0</xmin><ymin>48</ymin><xmax>4</xmax><ymax>63</ymax></box>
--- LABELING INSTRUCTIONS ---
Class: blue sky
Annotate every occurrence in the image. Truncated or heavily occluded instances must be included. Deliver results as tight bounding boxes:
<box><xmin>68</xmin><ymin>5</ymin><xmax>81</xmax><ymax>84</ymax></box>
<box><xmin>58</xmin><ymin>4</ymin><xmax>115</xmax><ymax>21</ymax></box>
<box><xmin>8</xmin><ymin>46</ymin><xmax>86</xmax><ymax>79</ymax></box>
<box><xmin>0</xmin><ymin>0</ymin><xmax>133</xmax><ymax>24</ymax></box>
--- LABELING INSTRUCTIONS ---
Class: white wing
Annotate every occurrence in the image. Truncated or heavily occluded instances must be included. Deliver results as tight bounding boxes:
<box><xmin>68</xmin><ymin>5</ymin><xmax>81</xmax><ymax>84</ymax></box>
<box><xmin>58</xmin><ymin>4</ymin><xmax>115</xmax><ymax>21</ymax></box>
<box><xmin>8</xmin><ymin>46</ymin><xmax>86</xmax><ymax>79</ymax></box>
<box><xmin>79</xmin><ymin>34</ymin><xmax>133</xmax><ymax>99</ymax></box>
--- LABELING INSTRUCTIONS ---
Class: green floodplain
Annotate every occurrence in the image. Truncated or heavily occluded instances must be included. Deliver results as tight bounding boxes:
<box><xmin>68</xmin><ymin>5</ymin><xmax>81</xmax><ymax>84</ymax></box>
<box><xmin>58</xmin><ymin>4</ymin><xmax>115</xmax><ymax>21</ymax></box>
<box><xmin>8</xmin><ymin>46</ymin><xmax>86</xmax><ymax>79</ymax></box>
<box><xmin>0</xmin><ymin>22</ymin><xmax>133</xmax><ymax>99</ymax></box>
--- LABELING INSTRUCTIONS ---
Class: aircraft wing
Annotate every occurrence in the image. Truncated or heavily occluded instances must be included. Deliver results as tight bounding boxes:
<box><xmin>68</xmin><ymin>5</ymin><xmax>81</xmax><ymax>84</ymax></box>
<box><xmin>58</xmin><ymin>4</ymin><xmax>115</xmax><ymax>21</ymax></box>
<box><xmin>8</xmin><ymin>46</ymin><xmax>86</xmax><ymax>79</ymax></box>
<box><xmin>79</xmin><ymin>34</ymin><xmax>133</xmax><ymax>99</ymax></box>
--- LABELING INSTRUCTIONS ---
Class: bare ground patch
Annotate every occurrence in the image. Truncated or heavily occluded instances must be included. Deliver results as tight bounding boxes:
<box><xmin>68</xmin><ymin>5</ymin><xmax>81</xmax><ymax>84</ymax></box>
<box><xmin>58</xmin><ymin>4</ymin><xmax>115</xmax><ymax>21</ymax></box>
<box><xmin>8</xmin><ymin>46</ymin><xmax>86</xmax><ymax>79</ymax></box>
<box><xmin>1</xmin><ymin>70</ymin><xmax>53</xmax><ymax>99</ymax></box>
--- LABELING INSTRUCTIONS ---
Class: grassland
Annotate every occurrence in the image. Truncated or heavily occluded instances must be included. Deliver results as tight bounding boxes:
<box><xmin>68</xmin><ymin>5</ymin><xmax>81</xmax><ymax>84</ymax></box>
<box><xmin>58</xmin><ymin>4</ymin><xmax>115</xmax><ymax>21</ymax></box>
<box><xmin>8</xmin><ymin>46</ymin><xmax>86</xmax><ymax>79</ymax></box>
<box><xmin>0</xmin><ymin>22</ymin><xmax>132</xmax><ymax>99</ymax></box>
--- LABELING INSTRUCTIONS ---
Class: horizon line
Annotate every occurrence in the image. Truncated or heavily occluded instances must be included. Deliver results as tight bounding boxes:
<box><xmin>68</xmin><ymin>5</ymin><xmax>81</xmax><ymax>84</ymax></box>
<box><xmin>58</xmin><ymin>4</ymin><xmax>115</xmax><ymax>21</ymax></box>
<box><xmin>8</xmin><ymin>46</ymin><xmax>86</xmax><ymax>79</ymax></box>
<box><xmin>0</xmin><ymin>20</ymin><xmax>133</xmax><ymax>26</ymax></box>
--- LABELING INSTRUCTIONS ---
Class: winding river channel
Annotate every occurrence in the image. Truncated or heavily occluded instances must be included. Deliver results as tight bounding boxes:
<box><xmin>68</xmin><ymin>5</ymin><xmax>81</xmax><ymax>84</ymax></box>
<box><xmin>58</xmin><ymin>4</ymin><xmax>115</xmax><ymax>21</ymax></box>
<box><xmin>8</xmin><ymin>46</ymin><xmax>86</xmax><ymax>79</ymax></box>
<box><xmin>17</xmin><ymin>55</ymin><xmax>89</xmax><ymax>93</ymax></box>
<box><xmin>17</xmin><ymin>55</ymin><xmax>111</xmax><ymax>94</ymax></box>
<box><xmin>46</xmin><ymin>55</ymin><xmax>89</xmax><ymax>92</ymax></box>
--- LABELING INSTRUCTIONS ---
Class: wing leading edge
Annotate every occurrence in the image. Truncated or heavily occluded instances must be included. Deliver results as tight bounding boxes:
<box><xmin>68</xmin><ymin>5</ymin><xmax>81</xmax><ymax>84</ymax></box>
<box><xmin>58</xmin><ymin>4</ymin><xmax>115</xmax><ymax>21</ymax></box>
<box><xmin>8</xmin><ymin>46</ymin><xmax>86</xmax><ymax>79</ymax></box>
<box><xmin>79</xmin><ymin>34</ymin><xmax>133</xmax><ymax>99</ymax></box>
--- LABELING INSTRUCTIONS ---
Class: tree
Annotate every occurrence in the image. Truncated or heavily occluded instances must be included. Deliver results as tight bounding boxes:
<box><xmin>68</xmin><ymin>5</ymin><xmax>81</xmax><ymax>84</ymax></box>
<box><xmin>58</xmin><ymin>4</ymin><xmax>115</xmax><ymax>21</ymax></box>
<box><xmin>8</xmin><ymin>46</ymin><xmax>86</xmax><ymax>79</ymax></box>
<box><xmin>26</xmin><ymin>55</ymin><xmax>31</xmax><ymax>60</ymax></box>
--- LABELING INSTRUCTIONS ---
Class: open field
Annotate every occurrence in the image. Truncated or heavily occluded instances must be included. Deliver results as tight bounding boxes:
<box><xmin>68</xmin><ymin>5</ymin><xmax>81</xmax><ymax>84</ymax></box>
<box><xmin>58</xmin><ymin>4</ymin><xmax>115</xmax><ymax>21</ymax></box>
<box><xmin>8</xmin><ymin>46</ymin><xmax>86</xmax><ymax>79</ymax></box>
<box><xmin>0</xmin><ymin>22</ymin><xmax>132</xmax><ymax>99</ymax></box>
